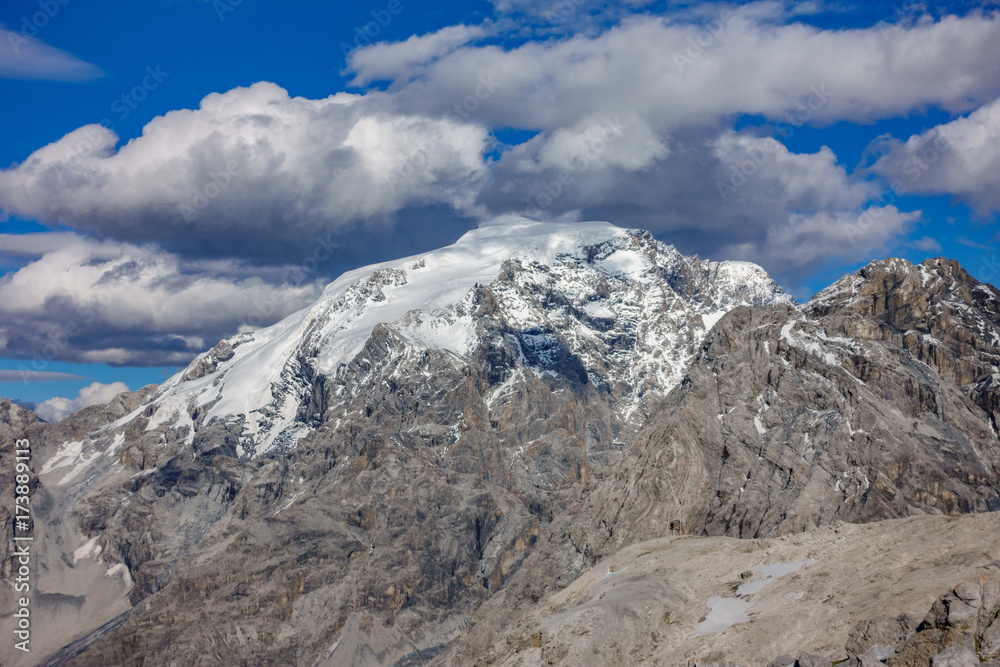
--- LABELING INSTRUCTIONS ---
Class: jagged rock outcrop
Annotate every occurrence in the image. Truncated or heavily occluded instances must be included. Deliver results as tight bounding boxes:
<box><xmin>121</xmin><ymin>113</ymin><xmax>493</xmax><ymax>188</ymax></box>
<box><xmin>771</xmin><ymin>572</ymin><xmax>1000</xmax><ymax>667</ymax></box>
<box><xmin>6</xmin><ymin>233</ymin><xmax>999</xmax><ymax>667</ymax></box>
<box><xmin>582</xmin><ymin>256</ymin><xmax>1000</xmax><ymax>561</ymax></box>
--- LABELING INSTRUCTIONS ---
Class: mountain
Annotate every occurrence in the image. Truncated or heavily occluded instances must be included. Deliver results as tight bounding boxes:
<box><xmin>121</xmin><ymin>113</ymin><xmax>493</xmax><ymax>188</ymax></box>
<box><xmin>6</xmin><ymin>225</ymin><xmax>999</xmax><ymax>667</ymax></box>
<box><xmin>0</xmin><ymin>217</ymin><xmax>792</xmax><ymax>667</ymax></box>
<box><xmin>435</xmin><ymin>256</ymin><xmax>1000</xmax><ymax>666</ymax></box>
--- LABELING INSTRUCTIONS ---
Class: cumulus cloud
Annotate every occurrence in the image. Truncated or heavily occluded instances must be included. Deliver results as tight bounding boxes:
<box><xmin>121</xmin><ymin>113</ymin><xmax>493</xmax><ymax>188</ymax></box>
<box><xmin>0</xmin><ymin>82</ymin><xmax>490</xmax><ymax>262</ymax></box>
<box><xmin>710</xmin><ymin>132</ymin><xmax>875</xmax><ymax>211</ymax></box>
<box><xmin>477</xmin><ymin>126</ymin><xmax>910</xmax><ymax>285</ymax></box>
<box><xmin>703</xmin><ymin>133</ymin><xmax>925</xmax><ymax>276</ymax></box>
<box><xmin>0</xmin><ymin>5</ymin><xmax>993</xmax><ymax>346</ymax></box>
<box><xmin>0</xmin><ymin>24</ymin><xmax>103</xmax><ymax>81</ymax></box>
<box><xmin>0</xmin><ymin>234</ymin><xmax>324</xmax><ymax>366</ymax></box>
<box><xmin>867</xmin><ymin>95</ymin><xmax>1000</xmax><ymax>214</ymax></box>
<box><xmin>35</xmin><ymin>381</ymin><xmax>130</xmax><ymax>423</ymax></box>
<box><xmin>3</xmin><ymin>12</ymin><xmax>996</xmax><ymax>268</ymax></box>
<box><xmin>352</xmin><ymin>12</ymin><xmax>1000</xmax><ymax>133</ymax></box>
<box><xmin>717</xmin><ymin>206</ymin><xmax>921</xmax><ymax>275</ymax></box>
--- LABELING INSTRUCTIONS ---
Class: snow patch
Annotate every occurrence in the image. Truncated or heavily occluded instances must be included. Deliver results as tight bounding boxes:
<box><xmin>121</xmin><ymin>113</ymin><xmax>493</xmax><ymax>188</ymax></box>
<box><xmin>73</xmin><ymin>536</ymin><xmax>102</xmax><ymax>563</ymax></box>
<box><xmin>691</xmin><ymin>559</ymin><xmax>814</xmax><ymax>637</ymax></box>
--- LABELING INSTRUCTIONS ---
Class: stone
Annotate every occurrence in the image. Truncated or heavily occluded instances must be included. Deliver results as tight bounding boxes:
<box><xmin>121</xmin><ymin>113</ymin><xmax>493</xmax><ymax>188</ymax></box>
<box><xmin>861</xmin><ymin>644</ymin><xmax>895</xmax><ymax>661</ymax></box>
<box><xmin>796</xmin><ymin>654</ymin><xmax>830</xmax><ymax>667</ymax></box>
<box><xmin>846</xmin><ymin>616</ymin><xmax>915</xmax><ymax>657</ymax></box>
<box><xmin>982</xmin><ymin>614</ymin><xmax>1000</xmax><ymax>658</ymax></box>
<box><xmin>929</xmin><ymin>645</ymin><xmax>979</xmax><ymax>667</ymax></box>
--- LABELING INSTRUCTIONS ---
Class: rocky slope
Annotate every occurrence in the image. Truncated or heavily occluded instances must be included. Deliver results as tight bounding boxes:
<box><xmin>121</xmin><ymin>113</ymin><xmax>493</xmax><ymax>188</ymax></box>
<box><xmin>0</xmin><ymin>217</ymin><xmax>791</xmax><ymax>667</ymax></box>
<box><xmin>433</xmin><ymin>513</ymin><xmax>1000</xmax><ymax>666</ymax></box>
<box><xmin>436</xmin><ymin>256</ymin><xmax>1000</xmax><ymax>666</ymax></box>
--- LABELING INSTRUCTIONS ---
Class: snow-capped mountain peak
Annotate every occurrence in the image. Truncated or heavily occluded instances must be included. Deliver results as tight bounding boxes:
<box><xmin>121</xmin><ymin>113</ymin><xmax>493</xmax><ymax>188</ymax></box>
<box><xmin>118</xmin><ymin>217</ymin><xmax>791</xmax><ymax>457</ymax></box>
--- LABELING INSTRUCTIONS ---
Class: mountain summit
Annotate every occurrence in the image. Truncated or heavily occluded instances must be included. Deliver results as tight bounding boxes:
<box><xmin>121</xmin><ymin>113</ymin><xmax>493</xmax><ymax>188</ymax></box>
<box><xmin>7</xmin><ymin>224</ymin><xmax>999</xmax><ymax>666</ymax></box>
<box><xmin>123</xmin><ymin>216</ymin><xmax>792</xmax><ymax>458</ymax></box>
<box><xmin>2</xmin><ymin>218</ymin><xmax>792</xmax><ymax>666</ymax></box>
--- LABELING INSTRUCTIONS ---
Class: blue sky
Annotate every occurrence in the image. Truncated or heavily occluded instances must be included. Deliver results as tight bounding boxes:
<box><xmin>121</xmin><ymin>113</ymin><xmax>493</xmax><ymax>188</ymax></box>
<box><xmin>1</xmin><ymin>0</ymin><xmax>999</xmax><ymax>414</ymax></box>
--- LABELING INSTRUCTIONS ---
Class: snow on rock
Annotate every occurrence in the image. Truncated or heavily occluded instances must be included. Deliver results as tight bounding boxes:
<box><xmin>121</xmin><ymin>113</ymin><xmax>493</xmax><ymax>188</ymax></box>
<box><xmin>120</xmin><ymin>216</ymin><xmax>793</xmax><ymax>457</ymax></box>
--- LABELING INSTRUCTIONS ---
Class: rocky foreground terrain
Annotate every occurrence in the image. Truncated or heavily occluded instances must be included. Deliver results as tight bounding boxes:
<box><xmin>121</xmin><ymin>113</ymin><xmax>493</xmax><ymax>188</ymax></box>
<box><xmin>435</xmin><ymin>514</ymin><xmax>1000</xmax><ymax>666</ymax></box>
<box><xmin>1</xmin><ymin>218</ymin><xmax>999</xmax><ymax>666</ymax></box>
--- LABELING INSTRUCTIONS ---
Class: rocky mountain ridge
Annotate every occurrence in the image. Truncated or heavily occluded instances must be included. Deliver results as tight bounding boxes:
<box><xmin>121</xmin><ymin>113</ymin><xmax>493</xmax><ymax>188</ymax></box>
<box><xmin>2</xmin><ymin>228</ymin><xmax>998</xmax><ymax>666</ymax></box>
<box><xmin>435</xmin><ymin>256</ymin><xmax>1000</xmax><ymax>666</ymax></box>
<box><xmin>1</xmin><ymin>218</ymin><xmax>792</xmax><ymax>666</ymax></box>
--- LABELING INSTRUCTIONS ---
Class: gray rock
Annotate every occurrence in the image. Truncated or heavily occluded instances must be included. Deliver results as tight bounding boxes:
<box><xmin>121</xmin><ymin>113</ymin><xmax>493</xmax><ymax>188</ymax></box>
<box><xmin>796</xmin><ymin>654</ymin><xmax>830</xmax><ymax>667</ymax></box>
<box><xmin>860</xmin><ymin>643</ymin><xmax>895</xmax><ymax>660</ymax></box>
<box><xmin>2</xmin><ymin>228</ymin><xmax>793</xmax><ymax>667</ymax></box>
<box><xmin>982</xmin><ymin>613</ymin><xmax>1000</xmax><ymax>658</ymax></box>
<box><xmin>436</xmin><ymin>257</ymin><xmax>1000</xmax><ymax>666</ymax></box>
<box><xmin>767</xmin><ymin>655</ymin><xmax>797</xmax><ymax>667</ymax></box>
<box><xmin>845</xmin><ymin>615</ymin><xmax>916</xmax><ymax>657</ymax></box>
<box><xmin>930</xmin><ymin>645</ymin><xmax>979</xmax><ymax>667</ymax></box>
<box><xmin>945</xmin><ymin>598</ymin><xmax>979</xmax><ymax>630</ymax></box>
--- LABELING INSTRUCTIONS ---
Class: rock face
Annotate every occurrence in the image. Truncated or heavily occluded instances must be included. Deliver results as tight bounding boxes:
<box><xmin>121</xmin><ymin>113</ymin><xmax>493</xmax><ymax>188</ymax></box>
<box><xmin>773</xmin><ymin>570</ymin><xmax>1000</xmax><ymax>667</ymax></box>
<box><xmin>0</xmin><ymin>218</ymin><xmax>791</xmax><ymax>667</ymax></box>
<box><xmin>584</xmin><ymin>256</ymin><xmax>1000</xmax><ymax>560</ymax></box>
<box><xmin>435</xmin><ymin>256</ymin><xmax>1000</xmax><ymax>666</ymax></box>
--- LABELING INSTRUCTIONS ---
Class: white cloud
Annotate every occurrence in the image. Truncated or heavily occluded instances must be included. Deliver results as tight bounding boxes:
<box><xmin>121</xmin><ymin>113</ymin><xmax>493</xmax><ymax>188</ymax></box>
<box><xmin>912</xmin><ymin>236</ymin><xmax>943</xmax><ymax>253</ymax></box>
<box><xmin>0</xmin><ymin>370</ymin><xmax>86</xmax><ymax>382</ymax></box>
<box><xmin>0</xmin><ymin>234</ymin><xmax>324</xmax><ymax>365</ymax></box>
<box><xmin>353</xmin><ymin>12</ymin><xmax>1000</xmax><ymax>133</ymax></box>
<box><xmin>0</xmin><ymin>24</ymin><xmax>103</xmax><ymax>81</ymax></box>
<box><xmin>526</xmin><ymin>115</ymin><xmax>668</xmax><ymax>172</ymax></box>
<box><xmin>0</xmin><ymin>82</ymin><xmax>490</xmax><ymax>260</ymax></box>
<box><xmin>0</xmin><ymin>231</ymin><xmax>121</xmax><ymax>259</ymax></box>
<box><xmin>867</xmin><ymin>95</ymin><xmax>1000</xmax><ymax>214</ymax></box>
<box><xmin>347</xmin><ymin>25</ymin><xmax>488</xmax><ymax>85</ymax></box>
<box><xmin>36</xmin><ymin>381</ymin><xmax>130</xmax><ymax>423</ymax></box>
<box><xmin>711</xmin><ymin>132</ymin><xmax>875</xmax><ymax>211</ymax></box>
<box><xmin>718</xmin><ymin>206</ymin><xmax>921</xmax><ymax>275</ymax></box>
<box><xmin>1</xmin><ymin>6</ymin><xmax>991</xmax><ymax>309</ymax></box>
